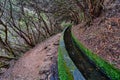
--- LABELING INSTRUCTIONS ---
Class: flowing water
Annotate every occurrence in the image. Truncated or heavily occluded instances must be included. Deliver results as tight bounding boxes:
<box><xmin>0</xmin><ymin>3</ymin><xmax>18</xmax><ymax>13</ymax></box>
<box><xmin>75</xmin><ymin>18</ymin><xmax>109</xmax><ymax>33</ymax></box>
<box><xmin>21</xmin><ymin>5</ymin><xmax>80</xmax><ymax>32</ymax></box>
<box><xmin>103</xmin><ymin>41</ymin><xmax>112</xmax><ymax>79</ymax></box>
<box><xmin>64</xmin><ymin>27</ymin><xmax>110</xmax><ymax>80</ymax></box>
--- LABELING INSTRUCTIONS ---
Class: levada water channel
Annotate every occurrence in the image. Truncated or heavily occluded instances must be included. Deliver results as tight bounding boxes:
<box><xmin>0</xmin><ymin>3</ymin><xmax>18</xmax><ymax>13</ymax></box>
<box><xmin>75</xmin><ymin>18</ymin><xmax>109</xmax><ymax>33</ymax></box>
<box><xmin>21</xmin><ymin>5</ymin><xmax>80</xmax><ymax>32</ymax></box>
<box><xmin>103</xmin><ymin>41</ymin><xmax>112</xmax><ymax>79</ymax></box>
<box><xmin>63</xmin><ymin>27</ymin><xmax>110</xmax><ymax>80</ymax></box>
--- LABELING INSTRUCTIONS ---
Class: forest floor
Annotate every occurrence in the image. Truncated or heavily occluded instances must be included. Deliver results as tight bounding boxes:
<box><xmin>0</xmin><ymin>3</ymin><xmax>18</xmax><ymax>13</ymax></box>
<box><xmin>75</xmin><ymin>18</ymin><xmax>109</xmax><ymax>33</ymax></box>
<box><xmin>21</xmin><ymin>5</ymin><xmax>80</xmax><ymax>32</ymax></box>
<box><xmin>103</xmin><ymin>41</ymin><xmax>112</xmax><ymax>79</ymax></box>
<box><xmin>72</xmin><ymin>0</ymin><xmax>120</xmax><ymax>69</ymax></box>
<box><xmin>0</xmin><ymin>33</ymin><xmax>61</xmax><ymax>80</ymax></box>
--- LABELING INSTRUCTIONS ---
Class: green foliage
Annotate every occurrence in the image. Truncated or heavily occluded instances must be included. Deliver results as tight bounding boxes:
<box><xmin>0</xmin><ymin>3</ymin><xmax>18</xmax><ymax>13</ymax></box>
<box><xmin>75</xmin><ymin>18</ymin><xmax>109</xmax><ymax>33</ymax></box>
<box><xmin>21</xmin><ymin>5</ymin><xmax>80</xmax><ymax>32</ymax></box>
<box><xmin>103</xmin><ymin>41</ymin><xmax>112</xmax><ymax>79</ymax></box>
<box><xmin>0</xmin><ymin>0</ymin><xmax>63</xmax><ymax>59</ymax></box>
<box><xmin>0</xmin><ymin>61</ymin><xmax>10</xmax><ymax>68</ymax></box>
<box><xmin>71</xmin><ymin>32</ymin><xmax>120</xmax><ymax>80</ymax></box>
<box><xmin>61</xmin><ymin>21</ymin><xmax>73</xmax><ymax>28</ymax></box>
<box><xmin>79</xmin><ymin>12</ymin><xmax>85</xmax><ymax>21</ymax></box>
<box><xmin>40</xmin><ymin>13</ymin><xmax>48</xmax><ymax>22</ymax></box>
<box><xmin>0</xmin><ymin>62</ymin><xmax>5</xmax><ymax>68</ymax></box>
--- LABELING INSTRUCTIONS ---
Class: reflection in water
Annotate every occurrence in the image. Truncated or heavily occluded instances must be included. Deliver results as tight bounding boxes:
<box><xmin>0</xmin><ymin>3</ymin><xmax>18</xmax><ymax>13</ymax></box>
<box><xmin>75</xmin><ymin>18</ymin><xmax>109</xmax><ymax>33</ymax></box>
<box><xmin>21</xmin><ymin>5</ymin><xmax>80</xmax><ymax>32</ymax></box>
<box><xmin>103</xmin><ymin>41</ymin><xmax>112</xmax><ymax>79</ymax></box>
<box><xmin>64</xmin><ymin>27</ymin><xmax>110</xmax><ymax>80</ymax></box>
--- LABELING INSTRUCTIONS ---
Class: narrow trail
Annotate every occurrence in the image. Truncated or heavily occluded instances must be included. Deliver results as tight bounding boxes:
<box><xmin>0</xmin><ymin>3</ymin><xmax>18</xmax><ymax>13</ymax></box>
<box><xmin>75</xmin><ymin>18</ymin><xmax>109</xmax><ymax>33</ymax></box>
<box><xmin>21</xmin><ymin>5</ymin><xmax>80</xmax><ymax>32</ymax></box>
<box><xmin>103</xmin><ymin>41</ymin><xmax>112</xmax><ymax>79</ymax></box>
<box><xmin>0</xmin><ymin>33</ymin><xmax>61</xmax><ymax>80</ymax></box>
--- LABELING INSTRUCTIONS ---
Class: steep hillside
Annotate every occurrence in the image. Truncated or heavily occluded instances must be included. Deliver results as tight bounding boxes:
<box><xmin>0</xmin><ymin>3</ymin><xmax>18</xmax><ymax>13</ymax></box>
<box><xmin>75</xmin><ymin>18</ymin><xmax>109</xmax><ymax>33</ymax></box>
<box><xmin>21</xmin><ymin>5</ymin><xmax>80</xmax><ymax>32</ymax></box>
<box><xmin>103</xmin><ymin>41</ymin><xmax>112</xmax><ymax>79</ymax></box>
<box><xmin>72</xmin><ymin>0</ymin><xmax>120</xmax><ymax>69</ymax></box>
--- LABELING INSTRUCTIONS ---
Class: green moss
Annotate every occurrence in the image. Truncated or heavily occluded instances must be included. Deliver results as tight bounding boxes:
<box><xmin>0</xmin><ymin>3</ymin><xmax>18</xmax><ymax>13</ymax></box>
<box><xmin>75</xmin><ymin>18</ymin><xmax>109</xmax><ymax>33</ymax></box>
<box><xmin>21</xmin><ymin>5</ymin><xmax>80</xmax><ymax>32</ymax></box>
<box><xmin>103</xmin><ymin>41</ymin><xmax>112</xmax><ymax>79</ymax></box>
<box><xmin>71</xmin><ymin>32</ymin><xmax>120</xmax><ymax>80</ymax></box>
<box><xmin>61</xmin><ymin>22</ymin><xmax>73</xmax><ymax>28</ymax></box>
<box><xmin>58</xmin><ymin>46</ymin><xmax>74</xmax><ymax>80</ymax></box>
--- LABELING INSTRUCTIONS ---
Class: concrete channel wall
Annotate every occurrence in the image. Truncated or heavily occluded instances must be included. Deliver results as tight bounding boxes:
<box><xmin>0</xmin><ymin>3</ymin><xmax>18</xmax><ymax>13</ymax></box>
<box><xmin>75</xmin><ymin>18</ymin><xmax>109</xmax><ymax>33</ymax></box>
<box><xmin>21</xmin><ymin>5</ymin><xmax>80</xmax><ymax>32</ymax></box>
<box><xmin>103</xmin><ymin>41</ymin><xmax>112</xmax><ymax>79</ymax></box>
<box><xmin>58</xmin><ymin>27</ymin><xmax>85</xmax><ymax>80</ymax></box>
<box><xmin>71</xmin><ymin>31</ymin><xmax>120</xmax><ymax>80</ymax></box>
<box><xmin>58</xmin><ymin>26</ymin><xmax>120</xmax><ymax>80</ymax></box>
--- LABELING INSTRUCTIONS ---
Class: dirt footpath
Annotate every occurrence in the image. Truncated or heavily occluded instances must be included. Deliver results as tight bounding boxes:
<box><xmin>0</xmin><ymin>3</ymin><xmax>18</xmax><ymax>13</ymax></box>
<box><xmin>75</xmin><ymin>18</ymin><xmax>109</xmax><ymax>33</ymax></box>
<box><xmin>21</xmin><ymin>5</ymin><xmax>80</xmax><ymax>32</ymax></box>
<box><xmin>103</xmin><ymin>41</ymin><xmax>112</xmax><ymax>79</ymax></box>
<box><xmin>0</xmin><ymin>33</ymin><xmax>61</xmax><ymax>80</ymax></box>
